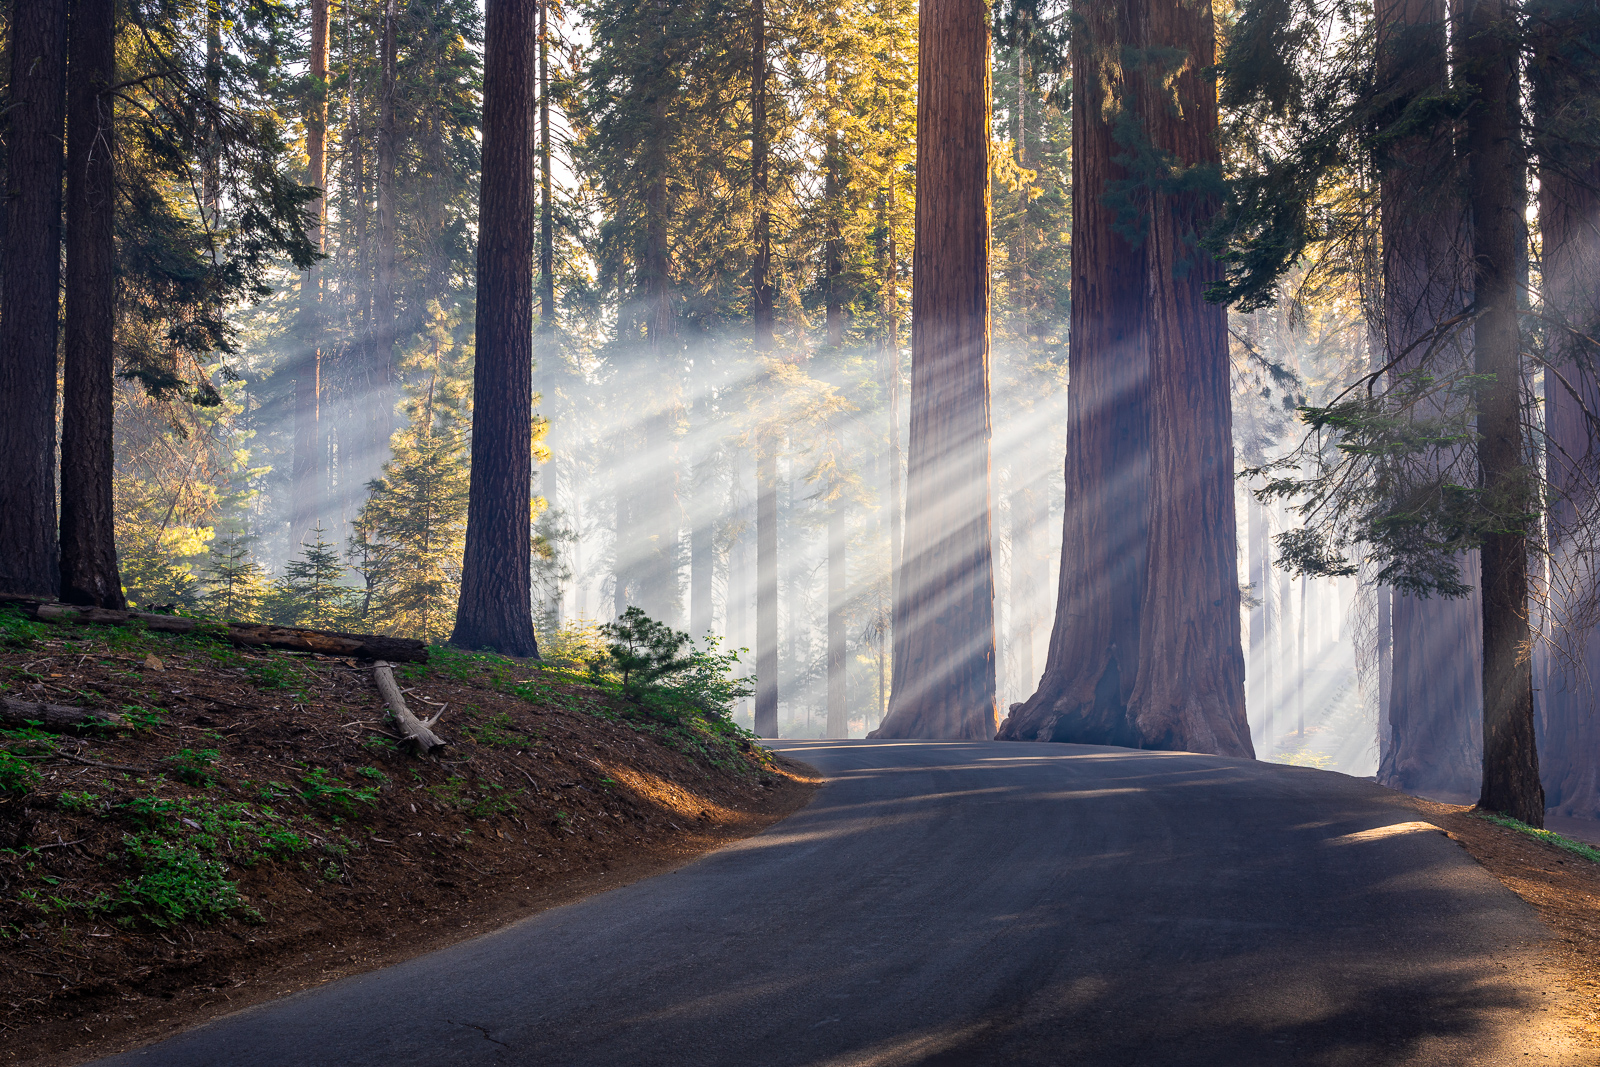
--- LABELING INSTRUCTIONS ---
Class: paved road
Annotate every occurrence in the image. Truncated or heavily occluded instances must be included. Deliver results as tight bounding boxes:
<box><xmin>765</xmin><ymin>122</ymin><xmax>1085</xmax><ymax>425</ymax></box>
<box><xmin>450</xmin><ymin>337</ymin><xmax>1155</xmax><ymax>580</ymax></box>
<box><xmin>90</xmin><ymin>741</ymin><xmax>1578</xmax><ymax>1066</ymax></box>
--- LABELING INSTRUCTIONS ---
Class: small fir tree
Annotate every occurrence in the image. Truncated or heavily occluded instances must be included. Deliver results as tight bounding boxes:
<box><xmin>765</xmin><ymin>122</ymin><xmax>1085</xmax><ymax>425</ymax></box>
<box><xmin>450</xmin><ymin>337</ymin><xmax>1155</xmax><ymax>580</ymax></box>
<box><xmin>267</xmin><ymin>525</ymin><xmax>353</xmax><ymax>629</ymax></box>
<box><xmin>202</xmin><ymin>533</ymin><xmax>267</xmax><ymax>621</ymax></box>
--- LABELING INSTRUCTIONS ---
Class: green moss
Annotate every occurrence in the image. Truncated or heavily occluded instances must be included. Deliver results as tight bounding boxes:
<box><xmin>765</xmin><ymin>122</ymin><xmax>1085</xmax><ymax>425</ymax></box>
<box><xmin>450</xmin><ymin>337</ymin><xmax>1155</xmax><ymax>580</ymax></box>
<box><xmin>1475</xmin><ymin>811</ymin><xmax>1600</xmax><ymax>865</ymax></box>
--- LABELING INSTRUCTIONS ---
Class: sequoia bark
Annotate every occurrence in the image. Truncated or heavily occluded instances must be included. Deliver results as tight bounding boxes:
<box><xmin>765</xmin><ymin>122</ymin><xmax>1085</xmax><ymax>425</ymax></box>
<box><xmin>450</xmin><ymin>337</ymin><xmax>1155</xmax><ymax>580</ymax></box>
<box><xmin>870</xmin><ymin>0</ymin><xmax>997</xmax><ymax>739</ymax></box>
<box><xmin>998</xmin><ymin>0</ymin><xmax>1147</xmax><ymax>746</ymax></box>
<box><xmin>1531</xmin><ymin>0</ymin><xmax>1600</xmax><ymax>820</ymax></box>
<box><xmin>1374</xmin><ymin>0</ymin><xmax>1484</xmax><ymax>799</ymax></box>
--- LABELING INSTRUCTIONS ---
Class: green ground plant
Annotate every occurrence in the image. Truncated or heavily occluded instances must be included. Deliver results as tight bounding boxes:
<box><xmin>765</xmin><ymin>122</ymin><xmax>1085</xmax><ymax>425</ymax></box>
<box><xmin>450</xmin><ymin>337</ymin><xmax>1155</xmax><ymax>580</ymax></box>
<box><xmin>298</xmin><ymin>767</ymin><xmax>381</xmax><ymax>814</ymax></box>
<box><xmin>1475</xmin><ymin>811</ymin><xmax>1600</xmax><ymax>865</ymax></box>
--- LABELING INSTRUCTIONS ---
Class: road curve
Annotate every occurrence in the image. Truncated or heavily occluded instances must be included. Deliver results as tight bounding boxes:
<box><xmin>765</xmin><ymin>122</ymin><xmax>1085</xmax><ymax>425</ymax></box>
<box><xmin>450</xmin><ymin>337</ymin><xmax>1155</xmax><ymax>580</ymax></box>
<box><xmin>88</xmin><ymin>740</ymin><xmax>1578</xmax><ymax>1066</ymax></box>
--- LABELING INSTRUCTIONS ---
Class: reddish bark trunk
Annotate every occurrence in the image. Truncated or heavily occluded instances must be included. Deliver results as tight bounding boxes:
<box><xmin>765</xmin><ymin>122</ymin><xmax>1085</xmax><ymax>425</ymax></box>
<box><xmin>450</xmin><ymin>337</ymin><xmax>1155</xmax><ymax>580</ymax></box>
<box><xmin>1532</xmin><ymin>0</ymin><xmax>1600</xmax><ymax>820</ymax></box>
<box><xmin>60</xmin><ymin>0</ymin><xmax>125</xmax><ymax>609</ymax></box>
<box><xmin>0</xmin><ymin>0</ymin><xmax>67</xmax><ymax>596</ymax></box>
<box><xmin>998</xmin><ymin>0</ymin><xmax>1147</xmax><ymax>746</ymax></box>
<box><xmin>871</xmin><ymin>0</ymin><xmax>997</xmax><ymax>739</ymax></box>
<box><xmin>452</xmin><ymin>0</ymin><xmax>540</xmax><ymax>657</ymax></box>
<box><xmin>752</xmin><ymin>0</ymin><xmax>779</xmax><ymax>738</ymax></box>
<box><xmin>1125</xmin><ymin>0</ymin><xmax>1250</xmax><ymax>757</ymax></box>
<box><xmin>1373</xmin><ymin>0</ymin><xmax>1483</xmax><ymax>798</ymax></box>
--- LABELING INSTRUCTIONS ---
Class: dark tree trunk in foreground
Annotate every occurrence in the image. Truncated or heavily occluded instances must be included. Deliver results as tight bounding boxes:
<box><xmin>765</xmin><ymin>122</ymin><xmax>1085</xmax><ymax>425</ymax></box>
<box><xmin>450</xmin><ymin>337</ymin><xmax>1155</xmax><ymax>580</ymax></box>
<box><xmin>870</xmin><ymin>0</ymin><xmax>996</xmax><ymax>739</ymax></box>
<box><xmin>60</xmin><ymin>0</ymin><xmax>125</xmax><ymax>609</ymax></box>
<box><xmin>0</xmin><ymin>0</ymin><xmax>67</xmax><ymax>597</ymax></box>
<box><xmin>1461</xmin><ymin>0</ymin><xmax>1541</xmax><ymax>824</ymax></box>
<box><xmin>826</xmin><ymin>498</ymin><xmax>847</xmax><ymax>737</ymax></box>
<box><xmin>752</xmin><ymin>0</ymin><xmax>779</xmax><ymax>737</ymax></box>
<box><xmin>452</xmin><ymin>0</ymin><xmax>539</xmax><ymax>657</ymax></box>
<box><xmin>1374</xmin><ymin>0</ymin><xmax>1483</xmax><ymax>798</ymax></box>
<box><xmin>1532</xmin><ymin>0</ymin><xmax>1600</xmax><ymax>820</ymax></box>
<box><xmin>291</xmin><ymin>0</ymin><xmax>332</xmax><ymax>547</ymax></box>
<box><xmin>1125</xmin><ymin>0</ymin><xmax>1250</xmax><ymax>756</ymax></box>
<box><xmin>999</xmin><ymin>0</ymin><xmax>1147</xmax><ymax>746</ymax></box>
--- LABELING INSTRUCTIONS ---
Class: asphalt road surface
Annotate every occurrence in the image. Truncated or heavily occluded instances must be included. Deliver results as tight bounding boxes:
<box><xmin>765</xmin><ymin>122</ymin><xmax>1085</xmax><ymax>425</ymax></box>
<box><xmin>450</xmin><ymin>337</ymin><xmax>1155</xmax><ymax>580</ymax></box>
<box><xmin>89</xmin><ymin>740</ymin><xmax>1579</xmax><ymax>1066</ymax></box>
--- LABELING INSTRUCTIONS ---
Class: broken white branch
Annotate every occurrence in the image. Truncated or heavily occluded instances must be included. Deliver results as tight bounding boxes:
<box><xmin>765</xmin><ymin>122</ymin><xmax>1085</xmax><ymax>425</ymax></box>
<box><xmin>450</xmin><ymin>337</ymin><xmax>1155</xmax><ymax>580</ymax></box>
<box><xmin>372</xmin><ymin>662</ymin><xmax>447</xmax><ymax>755</ymax></box>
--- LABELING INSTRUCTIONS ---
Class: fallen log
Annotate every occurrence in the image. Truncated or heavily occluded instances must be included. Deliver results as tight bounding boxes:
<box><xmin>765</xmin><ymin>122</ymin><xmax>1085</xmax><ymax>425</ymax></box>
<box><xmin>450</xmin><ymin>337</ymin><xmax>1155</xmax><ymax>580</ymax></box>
<box><xmin>2</xmin><ymin>696</ymin><xmax>125</xmax><ymax>732</ymax></box>
<box><xmin>0</xmin><ymin>595</ymin><xmax>427</xmax><ymax>663</ymax></box>
<box><xmin>372</xmin><ymin>661</ymin><xmax>447</xmax><ymax>755</ymax></box>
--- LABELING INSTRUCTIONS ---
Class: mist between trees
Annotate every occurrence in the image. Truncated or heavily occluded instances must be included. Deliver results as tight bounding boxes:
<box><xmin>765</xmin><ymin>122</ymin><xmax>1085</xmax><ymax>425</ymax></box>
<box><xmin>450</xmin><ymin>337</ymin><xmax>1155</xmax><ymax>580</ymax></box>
<box><xmin>3</xmin><ymin>0</ymin><xmax>1598</xmax><ymax>823</ymax></box>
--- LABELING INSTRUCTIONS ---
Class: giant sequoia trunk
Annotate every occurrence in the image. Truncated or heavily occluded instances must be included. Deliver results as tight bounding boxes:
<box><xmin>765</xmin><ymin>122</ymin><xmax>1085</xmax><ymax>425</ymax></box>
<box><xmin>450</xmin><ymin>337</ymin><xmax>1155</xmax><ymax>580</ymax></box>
<box><xmin>1373</xmin><ymin>0</ymin><xmax>1484</xmax><ymax>798</ymax></box>
<box><xmin>1532</xmin><ymin>0</ymin><xmax>1600</xmax><ymax>820</ymax></box>
<box><xmin>0</xmin><ymin>0</ymin><xmax>67</xmax><ymax>597</ymax></box>
<box><xmin>998</xmin><ymin>0</ymin><xmax>1147</xmax><ymax>746</ymax></box>
<box><xmin>751</xmin><ymin>0</ymin><xmax>780</xmax><ymax>738</ymax></box>
<box><xmin>291</xmin><ymin>0</ymin><xmax>332</xmax><ymax>548</ymax></box>
<box><xmin>870</xmin><ymin>0</ymin><xmax>997</xmax><ymax>739</ymax></box>
<box><xmin>999</xmin><ymin>0</ymin><xmax>1247</xmax><ymax>755</ymax></box>
<box><xmin>1124</xmin><ymin>0</ymin><xmax>1250</xmax><ymax>756</ymax></box>
<box><xmin>60</xmin><ymin>0</ymin><xmax>125</xmax><ymax>609</ymax></box>
<box><xmin>451</xmin><ymin>0</ymin><xmax>540</xmax><ymax>657</ymax></box>
<box><xmin>1462</xmin><ymin>0</ymin><xmax>1541</xmax><ymax>824</ymax></box>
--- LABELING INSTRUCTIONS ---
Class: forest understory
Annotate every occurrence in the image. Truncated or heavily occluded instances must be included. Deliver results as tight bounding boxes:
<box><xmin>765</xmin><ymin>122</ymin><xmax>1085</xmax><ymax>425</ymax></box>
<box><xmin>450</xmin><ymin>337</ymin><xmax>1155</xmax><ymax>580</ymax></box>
<box><xmin>0</xmin><ymin>607</ymin><xmax>816</xmax><ymax>1067</ymax></box>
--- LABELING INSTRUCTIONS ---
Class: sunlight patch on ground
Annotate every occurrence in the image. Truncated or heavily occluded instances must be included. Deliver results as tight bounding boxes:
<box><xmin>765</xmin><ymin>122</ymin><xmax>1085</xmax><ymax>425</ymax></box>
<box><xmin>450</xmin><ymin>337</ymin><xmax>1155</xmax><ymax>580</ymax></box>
<box><xmin>1327</xmin><ymin>821</ymin><xmax>1446</xmax><ymax>845</ymax></box>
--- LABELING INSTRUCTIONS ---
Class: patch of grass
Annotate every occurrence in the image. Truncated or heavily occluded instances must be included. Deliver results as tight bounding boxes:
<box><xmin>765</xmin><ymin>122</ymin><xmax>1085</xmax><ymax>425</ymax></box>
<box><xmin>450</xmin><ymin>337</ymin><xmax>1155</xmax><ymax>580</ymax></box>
<box><xmin>117</xmin><ymin>833</ymin><xmax>249</xmax><ymax>927</ymax></box>
<box><xmin>0</xmin><ymin>749</ymin><xmax>41</xmax><ymax>795</ymax></box>
<box><xmin>0</xmin><ymin>605</ymin><xmax>49</xmax><ymax>649</ymax></box>
<box><xmin>298</xmin><ymin>766</ymin><xmax>380</xmax><ymax>814</ymax></box>
<box><xmin>463</xmin><ymin>710</ymin><xmax>527</xmax><ymax>747</ymax></box>
<box><xmin>162</xmin><ymin>748</ymin><xmax>220</xmax><ymax>787</ymax></box>
<box><xmin>1475</xmin><ymin>810</ymin><xmax>1600</xmax><ymax>865</ymax></box>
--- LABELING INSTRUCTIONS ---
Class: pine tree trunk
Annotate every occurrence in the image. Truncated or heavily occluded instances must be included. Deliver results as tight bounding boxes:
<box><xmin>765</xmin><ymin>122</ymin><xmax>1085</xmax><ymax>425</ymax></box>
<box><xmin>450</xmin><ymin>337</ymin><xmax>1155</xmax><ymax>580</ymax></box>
<box><xmin>755</xmin><ymin>444</ymin><xmax>778</xmax><ymax>736</ymax></box>
<box><xmin>60</xmin><ymin>0</ymin><xmax>124</xmax><ymax>609</ymax></box>
<box><xmin>1247</xmin><ymin>493</ymin><xmax>1269</xmax><ymax>746</ymax></box>
<box><xmin>1531</xmin><ymin>0</ymin><xmax>1600</xmax><ymax>820</ymax></box>
<box><xmin>372</xmin><ymin>0</ymin><xmax>400</xmax><ymax>467</ymax></box>
<box><xmin>452</xmin><ymin>0</ymin><xmax>540</xmax><ymax>657</ymax></box>
<box><xmin>1461</xmin><ymin>0</ymin><xmax>1541</xmax><ymax>824</ymax></box>
<box><xmin>826</xmin><ymin>497</ymin><xmax>847</xmax><ymax>737</ymax></box>
<box><xmin>203</xmin><ymin>0</ymin><xmax>221</xmax><ymax>222</ymax></box>
<box><xmin>882</xmin><ymin>193</ymin><xmax>904</xmax><ymax>641</ymax></box>
<box><xmin>690</xmin><ymin>416</ymin><xmax>715</xmax><ymax>637</ymax></box>
<box><xmin>870</xmin><ymin>0</ymin><xmax>997</xmax><ymax>739</ymax></box>
<box><xmin>292</xmin><ymin>0</ymin><xmax>331</xmax><ymax>548</ymax></box>
<box><xmin>1124</xmin><ymin>0</ymin><xmax>1250</xmax><ymax>757</ymax></box>
<box><xmin>538</xmin><ymin>0</ymin><xmax>555</xmax><ymax>335</ymax></box>
<box><xmin>1374</xmin><ymin>0</ymin><xmax>1483</xmax><ymax>797</ymax></box>
<box><xmin>0</xmin><ymin>0</ymin><xmax>67</xmax><ymax>597</ymax></box>
<box><xmin>998</xmin><ymin>0</ymin><xmax>1146</xmax><ymax>745</ymax></box>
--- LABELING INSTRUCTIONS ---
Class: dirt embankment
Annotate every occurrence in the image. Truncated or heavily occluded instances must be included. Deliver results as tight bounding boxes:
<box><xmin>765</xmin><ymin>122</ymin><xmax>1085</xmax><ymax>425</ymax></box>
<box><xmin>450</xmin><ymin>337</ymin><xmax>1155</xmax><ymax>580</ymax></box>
<box><xmin>1408</xmin><ymin>798</ymin><xmax>1600</xmax><ymax>1050</ymax></box>
<box><xmin>0</xmin><ymin>609</ymin><xmax>816</xmax><ymax>1066</ymax></box>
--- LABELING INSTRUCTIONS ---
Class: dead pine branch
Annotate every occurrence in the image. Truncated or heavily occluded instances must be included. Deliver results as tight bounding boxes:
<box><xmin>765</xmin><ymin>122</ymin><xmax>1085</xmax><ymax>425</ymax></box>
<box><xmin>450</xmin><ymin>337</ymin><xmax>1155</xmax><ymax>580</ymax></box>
<box><xmin>372</xmin><ymin>662</ymin><xmax>447</xmax><ymax>756</ymax></box>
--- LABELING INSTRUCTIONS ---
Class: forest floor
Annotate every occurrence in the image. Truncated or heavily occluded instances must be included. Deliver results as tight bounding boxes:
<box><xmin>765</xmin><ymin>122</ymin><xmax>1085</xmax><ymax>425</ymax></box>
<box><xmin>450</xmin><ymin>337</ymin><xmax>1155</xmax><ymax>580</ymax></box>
<box><xmin>0</xmin><ymin>606</ymin><xmax>817</xmax><ymax>1067</ymax></box>
<box><xmin>1408</xmin><ymin>796</ymin><xmax>1600</xmax><ymax>1050</ymax></box>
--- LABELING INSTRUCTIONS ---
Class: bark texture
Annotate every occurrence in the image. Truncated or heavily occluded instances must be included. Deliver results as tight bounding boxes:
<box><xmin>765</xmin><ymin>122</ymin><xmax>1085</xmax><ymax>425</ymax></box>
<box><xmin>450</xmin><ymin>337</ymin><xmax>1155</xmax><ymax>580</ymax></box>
<box><xmin>826</xmin><ymin>501</ymin><xmax>847</xmax><ymax>738</ymax></box>
<box><xmin>871</xmin><ymin>0</ymin><xmax>997</xmax><ymax>740</ymax></box>
<box><xmin>0</xmin><ymin>0</ymin><xmax>67</xmax><ymax>597</ymax></box>
<box><xmin>998</xmin><ymin>0</ymin><xmax>1147</xmax><ymax>746</ymax></box>
<box><xmin>1532</xmin><ymin>0</ymin><xmax>1600</xmax><ymax>820</ymax></box>
<box><xmin>1124</xmin><ymin>0</ymin><xmax>1250</xmax><ymax>757</ymax></box>
<box><xmin>1373</xmin><ymin>0</ymin><xmax>1483</xmax><ymax>797</ymax></box>
<box><xmin>751</xmin><ymin>0</ymin><xmax>779</xmax><ymax>738</ymax></box>
<box><xmin>290</xmin><ymin>0</ymin><xmax>331</xmax><ymax>547</ymax></box>
<box><xmin>1461</xmin><ymin>0</ymin><xmax>1541</xmax><ymax>824</ymax></box>
<box><xmin>451</xmin><ymin>0</ymin><xmax>540</xmax><ymax>657</ymax></box>
<box><xmin>60</xmin><ymin>0</ymin><xmax>125</xmax><ymax>609</ymax></box>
